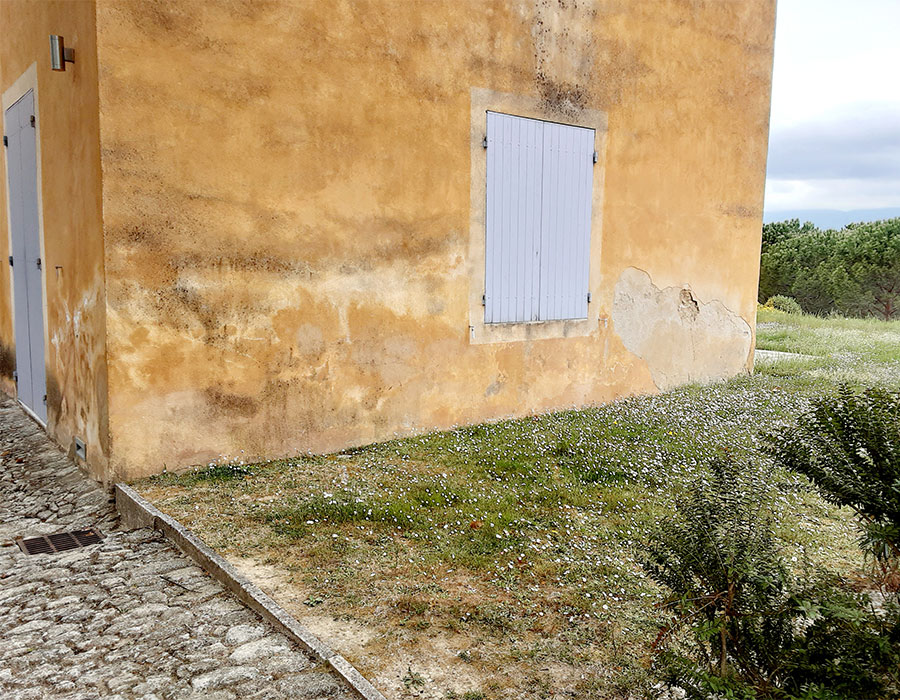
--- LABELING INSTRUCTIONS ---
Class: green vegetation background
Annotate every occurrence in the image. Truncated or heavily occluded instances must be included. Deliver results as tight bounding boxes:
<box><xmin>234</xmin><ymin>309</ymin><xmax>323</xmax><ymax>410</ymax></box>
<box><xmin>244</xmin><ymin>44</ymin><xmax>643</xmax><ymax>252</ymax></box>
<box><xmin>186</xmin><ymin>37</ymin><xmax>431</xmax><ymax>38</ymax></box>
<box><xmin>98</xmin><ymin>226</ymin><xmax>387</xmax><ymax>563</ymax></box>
<box><xmin>760</xmin><ymin>217</ymin><xmax>900</xmax><ymax>320</ymax></box>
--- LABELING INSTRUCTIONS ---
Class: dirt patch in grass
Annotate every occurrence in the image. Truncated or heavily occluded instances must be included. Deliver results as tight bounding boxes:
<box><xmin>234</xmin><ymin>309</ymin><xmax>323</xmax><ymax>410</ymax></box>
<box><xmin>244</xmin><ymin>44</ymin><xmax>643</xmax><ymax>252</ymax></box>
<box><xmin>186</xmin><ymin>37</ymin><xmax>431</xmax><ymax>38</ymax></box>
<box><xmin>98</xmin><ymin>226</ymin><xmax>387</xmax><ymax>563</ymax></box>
<box><xmin>136</xmin><ymin>314</ymin><xmax>900</xmax><ymax>699</ymax></box>
<box><xmin>229</xmin><ymin>557</ymin><xmax>573</xmax><ymax>699</ymax></box>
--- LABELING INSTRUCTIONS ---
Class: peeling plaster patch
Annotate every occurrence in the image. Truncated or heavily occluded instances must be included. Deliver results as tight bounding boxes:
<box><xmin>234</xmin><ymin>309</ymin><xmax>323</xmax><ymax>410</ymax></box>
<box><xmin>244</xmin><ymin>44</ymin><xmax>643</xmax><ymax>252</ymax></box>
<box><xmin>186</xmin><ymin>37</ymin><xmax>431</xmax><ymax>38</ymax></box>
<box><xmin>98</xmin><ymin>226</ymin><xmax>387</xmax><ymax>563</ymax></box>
<box><xmin>611</xmin><ymin>268</ymin><xmax>752</xmax><ymax>391</ymax></box>
<box><xmin>295</xmin><ymin>324</ymin><xmax>325</xmax><ymax>357</ymax></box>
<box><xmin>719</xmin><ymin>203</ymin><xmax>760</xmax><ymax>219</ymax></box>
<box><xmin>485</xmin><ymin>380</ymin><xmax>503</xmax><ymax>397</ymax></box>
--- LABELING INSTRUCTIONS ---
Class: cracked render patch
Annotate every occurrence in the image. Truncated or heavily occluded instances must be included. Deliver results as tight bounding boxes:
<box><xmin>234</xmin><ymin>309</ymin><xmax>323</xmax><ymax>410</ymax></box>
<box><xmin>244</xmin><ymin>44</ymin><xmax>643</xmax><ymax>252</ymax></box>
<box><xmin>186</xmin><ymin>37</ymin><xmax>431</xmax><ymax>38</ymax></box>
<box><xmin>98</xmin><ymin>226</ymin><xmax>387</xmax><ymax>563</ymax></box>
<box><xmin>611</xmin><ymin>267</ymin><xmax>752</xmax><ymax>391</ymax></box>
<box><xmin>0</xmin><ymin>396</ymin><xmax>356</xmax><ymax>700</ymax></box>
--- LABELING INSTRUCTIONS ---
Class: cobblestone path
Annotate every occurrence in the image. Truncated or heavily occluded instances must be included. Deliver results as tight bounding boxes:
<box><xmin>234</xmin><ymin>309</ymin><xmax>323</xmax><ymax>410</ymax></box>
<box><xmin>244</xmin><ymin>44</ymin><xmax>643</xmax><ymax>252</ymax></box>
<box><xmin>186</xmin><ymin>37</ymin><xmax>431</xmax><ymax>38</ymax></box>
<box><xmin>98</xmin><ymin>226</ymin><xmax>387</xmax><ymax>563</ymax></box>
<box><xmin>0</xmin><ymin>397</ymin><xmax>357</xmax><ymax>700</ymax></box>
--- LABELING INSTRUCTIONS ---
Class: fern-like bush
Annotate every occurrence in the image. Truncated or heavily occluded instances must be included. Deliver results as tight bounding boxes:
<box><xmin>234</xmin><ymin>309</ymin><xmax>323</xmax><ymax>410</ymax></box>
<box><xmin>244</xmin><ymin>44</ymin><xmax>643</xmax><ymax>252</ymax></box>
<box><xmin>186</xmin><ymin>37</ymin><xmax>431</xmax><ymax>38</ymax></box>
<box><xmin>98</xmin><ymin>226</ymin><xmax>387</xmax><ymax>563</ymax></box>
<box><xmin>783</xmin><ymin>590</ymin><xmax>900</xmax><ymax>699</ymax></box>
<box><xmin>639</xmin><ymin>458</ymin><xmax>792</xmax><ymax>691</ymax></box>
<box><xmin>767</xmin><ymin>386</ymin><xmax>900</xmax><ymax>564</ymax></box>
<box><xmin>639</xmin><ymin>456</ymin><xmax>900</xmax><ymax>699</ymax></box>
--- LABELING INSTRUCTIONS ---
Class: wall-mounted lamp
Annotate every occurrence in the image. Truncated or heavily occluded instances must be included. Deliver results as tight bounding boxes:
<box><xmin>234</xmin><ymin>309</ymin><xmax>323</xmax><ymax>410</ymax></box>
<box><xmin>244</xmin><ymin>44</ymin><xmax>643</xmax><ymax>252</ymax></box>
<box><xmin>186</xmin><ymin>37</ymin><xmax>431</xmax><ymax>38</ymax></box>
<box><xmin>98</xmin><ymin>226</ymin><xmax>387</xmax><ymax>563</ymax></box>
<box><xmin>49</xmin><ymin>35</ymin><xmax>75</xmax><ymax>71</ymax></box>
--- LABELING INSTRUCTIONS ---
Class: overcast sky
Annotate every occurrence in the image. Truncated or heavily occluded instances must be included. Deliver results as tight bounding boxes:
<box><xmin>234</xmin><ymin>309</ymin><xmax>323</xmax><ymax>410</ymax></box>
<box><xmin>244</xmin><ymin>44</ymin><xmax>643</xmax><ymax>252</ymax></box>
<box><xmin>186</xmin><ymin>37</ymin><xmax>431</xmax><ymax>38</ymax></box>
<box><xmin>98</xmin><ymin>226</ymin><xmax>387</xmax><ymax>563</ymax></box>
<box><xmin>764</xmin><ymin>0</ymin><xmax>900</xmax><ymax>213</ymax></box>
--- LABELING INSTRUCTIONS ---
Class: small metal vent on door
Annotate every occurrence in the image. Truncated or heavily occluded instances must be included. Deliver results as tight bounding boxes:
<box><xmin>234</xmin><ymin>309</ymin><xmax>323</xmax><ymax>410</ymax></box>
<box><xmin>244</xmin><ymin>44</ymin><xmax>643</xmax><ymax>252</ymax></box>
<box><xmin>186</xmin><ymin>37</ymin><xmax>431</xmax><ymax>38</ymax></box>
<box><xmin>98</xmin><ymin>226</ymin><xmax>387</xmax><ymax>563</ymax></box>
<box><xmin>16</xmin><ymin>528</ymin><xmax>104</xmax><ymax>555</ymax></box>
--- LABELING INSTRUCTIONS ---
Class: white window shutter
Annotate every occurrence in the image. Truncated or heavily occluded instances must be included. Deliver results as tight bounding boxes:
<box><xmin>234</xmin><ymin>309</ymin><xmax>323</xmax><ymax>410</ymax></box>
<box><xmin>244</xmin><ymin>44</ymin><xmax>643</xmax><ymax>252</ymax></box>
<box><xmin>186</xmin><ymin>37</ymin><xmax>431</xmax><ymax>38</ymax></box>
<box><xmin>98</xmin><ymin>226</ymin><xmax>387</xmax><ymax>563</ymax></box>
<box><xmin>485</xmin><ymin>112</ymin><xmax>543</xmax><ymax>323</ymax></box>
<box><xmin>485</xmin><ymin>112</ymin><xmax>594</xmax><ymax>324</ymax></box>
<box><xmin>539</xmin><ymin>120</ymin><xmax>594</xmax><ymax>321</ymax></box>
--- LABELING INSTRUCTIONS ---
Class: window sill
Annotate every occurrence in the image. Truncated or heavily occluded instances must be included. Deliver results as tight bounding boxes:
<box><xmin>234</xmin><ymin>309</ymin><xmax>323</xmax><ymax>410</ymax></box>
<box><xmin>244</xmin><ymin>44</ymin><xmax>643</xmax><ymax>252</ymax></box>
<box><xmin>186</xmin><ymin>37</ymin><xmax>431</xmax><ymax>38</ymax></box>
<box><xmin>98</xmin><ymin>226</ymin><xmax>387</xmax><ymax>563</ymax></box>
<box><xmin>485</xmin><ymin>317</ymin><xmax>588</xmax><ymax>325</ymax></box>
<box><xmin>469</xmin><ymin>316</ymin><xmax>600</xmax><ymax>345</ymax></box>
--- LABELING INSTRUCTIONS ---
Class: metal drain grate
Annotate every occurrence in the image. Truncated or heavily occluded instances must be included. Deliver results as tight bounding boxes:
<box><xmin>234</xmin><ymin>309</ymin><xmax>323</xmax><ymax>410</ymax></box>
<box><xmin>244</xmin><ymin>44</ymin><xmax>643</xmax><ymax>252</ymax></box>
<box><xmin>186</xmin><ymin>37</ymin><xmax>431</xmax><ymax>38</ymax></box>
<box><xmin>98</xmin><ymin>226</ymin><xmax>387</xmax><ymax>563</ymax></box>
<box><xmin>16</xmin><ymin>527</ymin><xmax>104</xmax><ymax>555</ymax></box>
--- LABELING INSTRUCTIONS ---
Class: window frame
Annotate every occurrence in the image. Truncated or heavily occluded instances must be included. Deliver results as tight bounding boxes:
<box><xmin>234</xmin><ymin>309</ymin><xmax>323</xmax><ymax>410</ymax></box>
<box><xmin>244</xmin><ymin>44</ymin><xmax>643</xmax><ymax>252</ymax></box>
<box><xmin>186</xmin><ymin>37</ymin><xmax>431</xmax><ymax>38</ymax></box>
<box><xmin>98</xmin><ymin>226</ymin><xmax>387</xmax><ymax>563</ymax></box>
<box><xmin>467</xmin><ymin>88</ymin><xmax>608</xmax><ymax>344</ymax></box>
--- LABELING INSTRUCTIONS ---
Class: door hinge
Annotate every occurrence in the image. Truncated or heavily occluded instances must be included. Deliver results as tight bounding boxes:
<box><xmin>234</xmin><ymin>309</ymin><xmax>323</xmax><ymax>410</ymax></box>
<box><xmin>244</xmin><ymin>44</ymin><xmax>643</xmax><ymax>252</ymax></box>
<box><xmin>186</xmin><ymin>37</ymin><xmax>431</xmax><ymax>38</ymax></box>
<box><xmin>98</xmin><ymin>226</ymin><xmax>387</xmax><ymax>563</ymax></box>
<box><xmin>2</xmin><ymin>135</ymin><xmax>7</xmax><ymax>147</ymax></box>
<box><xmin>8</xmin><ymin>256</ymin><xmax>12</xmax><ymax>267</ymax></box>
<box><xmin>36</xmin><ymin>257</ymin><xmax>42</xmax><ymax>270</ymax></box>
<box><xmin>30</xmin><ymin>115</ymin><xmax>35</xmax><ymax>128</ymax></box>
<box><xmin>482</xmin><ymin>135</ymin><xmax>488</xmax><ymax>149</ymax></box>
<box><xmin>587</xmin><ymin>292</ymin><xmax>592</xmax><ymax>303</ymax></box>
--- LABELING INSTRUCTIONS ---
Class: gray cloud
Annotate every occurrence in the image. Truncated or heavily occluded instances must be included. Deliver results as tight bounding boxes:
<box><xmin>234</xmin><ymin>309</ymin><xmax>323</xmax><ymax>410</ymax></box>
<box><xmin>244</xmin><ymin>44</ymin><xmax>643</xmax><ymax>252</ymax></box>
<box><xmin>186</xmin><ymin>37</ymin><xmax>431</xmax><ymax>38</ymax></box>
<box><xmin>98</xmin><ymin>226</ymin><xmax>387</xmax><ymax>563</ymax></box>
<box><xmin>764</xmin><ymin>176</ymin><xmax>900</xmax><ymax>212</ymax></box>
<box><xmin>766</xmin><ymin>107</ymin><xmax>900</xmax><ymax>180</ymax></box>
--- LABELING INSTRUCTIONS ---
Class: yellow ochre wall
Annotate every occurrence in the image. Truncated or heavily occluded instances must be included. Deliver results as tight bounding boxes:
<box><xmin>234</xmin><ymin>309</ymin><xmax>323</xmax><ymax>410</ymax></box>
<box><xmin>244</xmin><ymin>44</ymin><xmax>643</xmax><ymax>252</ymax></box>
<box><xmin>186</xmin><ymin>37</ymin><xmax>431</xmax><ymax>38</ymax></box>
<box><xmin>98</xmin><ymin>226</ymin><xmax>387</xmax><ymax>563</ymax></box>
<box><xmin>0</xmin><ymin>0</ymin><xmax>109</xmax><ymax>480</ymax></box>
<box><xmin>93</xmin><ymin>0</ymin><xmax>775</xmax><ymax>480</ymax></box>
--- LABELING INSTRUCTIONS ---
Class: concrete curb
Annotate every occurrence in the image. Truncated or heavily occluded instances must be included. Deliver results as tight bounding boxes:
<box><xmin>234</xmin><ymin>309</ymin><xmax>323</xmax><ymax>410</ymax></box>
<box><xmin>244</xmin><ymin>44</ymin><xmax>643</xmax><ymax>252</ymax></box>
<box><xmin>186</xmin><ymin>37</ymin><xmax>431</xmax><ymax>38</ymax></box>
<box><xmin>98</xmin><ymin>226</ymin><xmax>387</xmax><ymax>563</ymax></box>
<box><xmin>114</xmin><ymin>483</ymin><xmax>387</xmax><ymax>700</ymax></box>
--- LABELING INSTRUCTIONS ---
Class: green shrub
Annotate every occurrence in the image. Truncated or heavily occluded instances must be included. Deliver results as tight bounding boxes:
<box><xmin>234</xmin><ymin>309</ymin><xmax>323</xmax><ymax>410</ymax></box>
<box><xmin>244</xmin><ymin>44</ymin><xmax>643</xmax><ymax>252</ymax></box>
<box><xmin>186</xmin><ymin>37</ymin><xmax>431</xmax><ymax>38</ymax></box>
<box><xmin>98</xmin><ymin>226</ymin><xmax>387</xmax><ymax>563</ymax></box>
<box><xmin>638</xmin><ymin>457</ymin><xmax>792</xmax><ymax>690</ymax></box>
<box><xmin>765</xmin><ymin>295</ymin><xmax>804</xmax><ymax>315</ymax></box>
<box><xmin>652</xmin><ymin>590</ymin><xmax>900</xmax><ymax>700</ymax></box>
<box><xmin>782</xmin><ymin>590</ymin><xmax>900</xmax><ymax>699</ymax></box>
<box><xmin>639</xmin><ymin>456</ymin><xmax>900</xmax><ymax>699</ymax></box>
<box><xmin>767</xmin><ymin>386</ymin><xmax>900</xmax><ymax>564</ymax></box>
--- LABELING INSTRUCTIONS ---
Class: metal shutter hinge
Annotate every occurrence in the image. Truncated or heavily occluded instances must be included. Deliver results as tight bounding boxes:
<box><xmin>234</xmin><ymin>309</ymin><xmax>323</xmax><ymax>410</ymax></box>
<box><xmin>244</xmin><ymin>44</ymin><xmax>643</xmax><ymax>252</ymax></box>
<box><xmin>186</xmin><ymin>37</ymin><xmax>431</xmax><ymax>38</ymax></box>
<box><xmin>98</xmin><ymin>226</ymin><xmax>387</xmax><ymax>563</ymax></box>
<box><xmin>593</xmin><ymin>151</ymin><xmax>598</xmax><ymax>164</ymax></box>
<box><xmin>30</xmin><ymin>115</ymin><xmax>35</xmax><ymax>128</ymax></box>
<box><xmin>2</xmin><ymin>135</ymin><xmax>7</xmax><ymax>147</ymax></box>
<box><xmin>8</xmin><ymin>256</ymin><xmax>12</xmax><ymax>267</ymax></box>
<box><xmin>36</xmin><ymin>257</ymin><xmax>42</xmax><ymax>270</ymax></box>
<box><xmin>481</xmin><ymin>294</ymin><xmax>486</xmax><ymax>306</ymax></box>
<box><xmin>482</xmin><ymin>136</ymin><xmax>487</xmax><ymax>149</ymax></box>
<box><xmin>12</xmin><ymin>370</ymin><xmax>17</xmax><ymax>383</ymax></box>
<box><xmin>43</xmin><ymin>394</ymin><xmax>47</xmax><ymax>405</ymax></box>
<box><xmin>587</xmin><ymin>292</ymin><xmax>592</xmax><ymax>303</ymax></box>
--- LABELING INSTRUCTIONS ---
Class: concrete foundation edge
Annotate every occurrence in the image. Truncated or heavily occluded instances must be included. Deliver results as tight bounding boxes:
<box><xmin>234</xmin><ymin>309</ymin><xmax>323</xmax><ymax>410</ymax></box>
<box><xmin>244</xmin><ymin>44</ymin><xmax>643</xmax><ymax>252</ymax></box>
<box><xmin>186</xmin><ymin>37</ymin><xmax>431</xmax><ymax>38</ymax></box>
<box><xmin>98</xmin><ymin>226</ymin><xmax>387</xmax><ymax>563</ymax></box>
<box><xmin>114</xmin><ymin>483</ymin><xmax>387</xmax><ymax>700</ymax></box>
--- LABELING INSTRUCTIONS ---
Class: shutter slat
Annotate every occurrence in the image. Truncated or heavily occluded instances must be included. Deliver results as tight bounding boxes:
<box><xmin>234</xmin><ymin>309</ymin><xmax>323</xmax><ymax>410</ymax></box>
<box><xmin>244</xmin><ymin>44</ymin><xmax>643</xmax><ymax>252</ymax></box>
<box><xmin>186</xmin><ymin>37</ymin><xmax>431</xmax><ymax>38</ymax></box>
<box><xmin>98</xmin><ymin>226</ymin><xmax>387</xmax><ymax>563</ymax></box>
<box><xmin>502</xmin><ymin>115</ymin><xmax>513</xmax><ymax>323</ymax></box>
<box><xmin>538</xmin><ymin>124</ymin><xmax>552</xmax><ymax>320</ymax></box>
<box><xmin>577</xmin><ymin>128</ymin><xmax>593</xmax><ymax>318</ymax></box>
<box><xmin>528</xmin><ymin>118</ymin><xmax>542</xmax><ymax>321</ymax></box>
<box><xmin>485</xmin><ymin>114</ymin><xmax>497</xmax><ymax>322</ymax></box>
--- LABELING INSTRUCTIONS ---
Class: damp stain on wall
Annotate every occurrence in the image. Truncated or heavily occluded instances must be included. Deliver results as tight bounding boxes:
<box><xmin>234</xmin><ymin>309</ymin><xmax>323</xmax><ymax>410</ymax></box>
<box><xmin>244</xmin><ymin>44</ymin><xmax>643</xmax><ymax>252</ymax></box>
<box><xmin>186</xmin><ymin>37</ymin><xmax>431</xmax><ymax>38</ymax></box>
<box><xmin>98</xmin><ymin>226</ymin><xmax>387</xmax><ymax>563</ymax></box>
<box><xmin>0</xmin><ymin>343</ymin><xmax>14</xmax><ymax>379</ymax></box>
<box><xmin>48</xmin><ymin>282</ymin><xmax>110</xmax><ymax>477</ymax></box>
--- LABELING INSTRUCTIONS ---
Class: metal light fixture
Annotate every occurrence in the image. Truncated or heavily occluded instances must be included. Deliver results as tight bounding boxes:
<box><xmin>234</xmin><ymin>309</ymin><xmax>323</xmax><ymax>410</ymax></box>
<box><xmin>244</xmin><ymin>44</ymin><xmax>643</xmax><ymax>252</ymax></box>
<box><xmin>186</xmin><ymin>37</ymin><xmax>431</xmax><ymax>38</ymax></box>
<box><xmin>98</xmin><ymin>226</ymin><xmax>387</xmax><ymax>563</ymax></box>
<box><xmin>49</xmin><ymin>35</ymin><xmax>75</xmax><ymax>71</ymax></box>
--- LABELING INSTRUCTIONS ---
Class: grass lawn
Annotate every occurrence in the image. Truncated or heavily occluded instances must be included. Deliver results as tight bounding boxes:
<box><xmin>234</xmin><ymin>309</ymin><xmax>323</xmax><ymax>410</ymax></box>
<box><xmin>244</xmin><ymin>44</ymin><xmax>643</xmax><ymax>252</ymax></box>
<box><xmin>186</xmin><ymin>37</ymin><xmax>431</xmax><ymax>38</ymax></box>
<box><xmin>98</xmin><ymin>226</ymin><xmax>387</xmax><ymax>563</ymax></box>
<box><xmin>134</xmin><ymin>309</ymin><xmax>900</xmax><ymax>699</ymax></box>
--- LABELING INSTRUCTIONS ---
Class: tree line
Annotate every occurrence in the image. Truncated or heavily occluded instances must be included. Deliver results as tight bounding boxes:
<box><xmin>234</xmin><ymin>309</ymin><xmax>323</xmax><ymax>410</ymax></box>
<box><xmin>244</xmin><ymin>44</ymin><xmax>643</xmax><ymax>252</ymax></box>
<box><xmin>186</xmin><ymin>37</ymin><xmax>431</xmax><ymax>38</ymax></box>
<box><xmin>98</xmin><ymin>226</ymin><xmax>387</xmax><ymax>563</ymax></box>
<box><xmin>759</xmin><ymin>217</ymin><xmax>900</xmax><ymax>320</ymax></box>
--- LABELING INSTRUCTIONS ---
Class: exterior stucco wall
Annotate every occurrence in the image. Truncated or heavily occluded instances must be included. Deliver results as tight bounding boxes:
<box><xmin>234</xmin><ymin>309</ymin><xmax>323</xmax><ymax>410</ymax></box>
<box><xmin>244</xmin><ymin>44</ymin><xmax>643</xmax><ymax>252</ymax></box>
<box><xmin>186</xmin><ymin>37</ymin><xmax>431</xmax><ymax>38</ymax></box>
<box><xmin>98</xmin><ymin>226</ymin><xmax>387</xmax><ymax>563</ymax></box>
<box><xmin>0</xmin><ymin>0</ymin><xmax>109</xmax><ymax>480</ymax></box>
<box><xmin>95</xmin><ymin>0</ymin><xmax>775</xmax><ymax>479</ymax></box>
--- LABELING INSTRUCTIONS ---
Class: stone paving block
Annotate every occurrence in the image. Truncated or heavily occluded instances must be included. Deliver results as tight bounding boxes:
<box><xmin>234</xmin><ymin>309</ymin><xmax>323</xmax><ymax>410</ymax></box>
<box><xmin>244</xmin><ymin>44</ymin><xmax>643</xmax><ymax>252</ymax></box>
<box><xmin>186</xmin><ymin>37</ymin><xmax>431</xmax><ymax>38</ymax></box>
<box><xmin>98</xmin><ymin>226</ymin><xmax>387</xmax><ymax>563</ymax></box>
<box><xmin>225</xmin><ymin>623</ymin><xmax>266</xmax><ymax>645</ymax></box>
<box><xmin>229</xmin><ymin>635</ymin><xmax>292</xmax><ymax>663</ymax></box>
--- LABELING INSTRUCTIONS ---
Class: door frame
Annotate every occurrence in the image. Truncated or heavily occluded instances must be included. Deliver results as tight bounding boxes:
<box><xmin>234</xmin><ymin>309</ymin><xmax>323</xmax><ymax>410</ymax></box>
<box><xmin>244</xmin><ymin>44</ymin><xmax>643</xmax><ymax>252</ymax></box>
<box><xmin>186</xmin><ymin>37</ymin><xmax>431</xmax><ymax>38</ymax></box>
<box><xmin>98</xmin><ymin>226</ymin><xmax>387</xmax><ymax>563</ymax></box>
<box><xmin>3</xmin><ymin>64</ymin><xmax>50</xmax><ymax>426</ymax></box>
